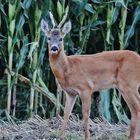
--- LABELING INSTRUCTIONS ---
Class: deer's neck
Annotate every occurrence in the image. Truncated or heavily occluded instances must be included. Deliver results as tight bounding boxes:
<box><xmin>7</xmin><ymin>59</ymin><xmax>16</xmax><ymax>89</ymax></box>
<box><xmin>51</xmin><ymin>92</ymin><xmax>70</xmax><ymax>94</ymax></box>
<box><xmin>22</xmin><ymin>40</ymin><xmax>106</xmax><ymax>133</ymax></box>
<box><xmin>49</xmin><ymin>49</ymin><xmax>68</xmax><ymax>85</ymax></box>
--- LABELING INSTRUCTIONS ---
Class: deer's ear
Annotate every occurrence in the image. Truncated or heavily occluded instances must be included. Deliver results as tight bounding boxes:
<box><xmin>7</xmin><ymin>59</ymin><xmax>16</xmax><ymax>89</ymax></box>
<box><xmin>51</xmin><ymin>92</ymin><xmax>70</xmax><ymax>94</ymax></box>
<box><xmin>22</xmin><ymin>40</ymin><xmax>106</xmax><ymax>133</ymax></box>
<box><xmin>41</xmin><ymin>19</ymin><xmax>49</xmax><ymax>35</ymax></box>
<box><xmin>62</xmin><ymin>21</ymin><xmax>71</xmax><ymax>36</ymax></box>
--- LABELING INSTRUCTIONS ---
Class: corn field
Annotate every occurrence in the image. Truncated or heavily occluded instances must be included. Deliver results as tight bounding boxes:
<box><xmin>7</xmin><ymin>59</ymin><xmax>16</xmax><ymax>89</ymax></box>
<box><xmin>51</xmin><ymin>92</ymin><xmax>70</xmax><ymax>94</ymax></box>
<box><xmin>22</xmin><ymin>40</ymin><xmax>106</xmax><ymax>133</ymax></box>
<box><xmin>0</xmin><ymin>0</ymin><xmax>140</xmax><ymax>127</ymax></box>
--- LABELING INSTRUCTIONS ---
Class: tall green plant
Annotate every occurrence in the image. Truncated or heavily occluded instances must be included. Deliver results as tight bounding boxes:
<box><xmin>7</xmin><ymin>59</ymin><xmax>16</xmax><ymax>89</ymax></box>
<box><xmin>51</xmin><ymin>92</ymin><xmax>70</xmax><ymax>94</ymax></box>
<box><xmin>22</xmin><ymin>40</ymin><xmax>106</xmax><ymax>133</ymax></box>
<box><xmin>7</xmin><ymin>0</ymin><xmax>19</xmax><ymax>114</ymax></box>
<box><xmin>119</xmin><ymin>0</ymin><xmax>129</xmax><ymax>49</ymax></box>
<box><xmin>124</xmin><ymin>4</ymin><xmax>140</xmax><ymax>48</ymax></box>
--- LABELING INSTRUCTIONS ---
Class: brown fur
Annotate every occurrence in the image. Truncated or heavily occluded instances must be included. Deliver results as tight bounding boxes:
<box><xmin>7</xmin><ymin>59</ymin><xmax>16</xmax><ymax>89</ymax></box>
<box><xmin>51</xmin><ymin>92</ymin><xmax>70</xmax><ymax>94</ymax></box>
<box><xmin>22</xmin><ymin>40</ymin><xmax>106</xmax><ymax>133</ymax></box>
<box><xmin>40</xmin><ymin>18</ymin><xmax>140</xmax><ymax>139</ymax></box>
<box><xmin>49</xmin><ymin>47</ymin><xmax>140</xmax><ymax>140</ymax></box>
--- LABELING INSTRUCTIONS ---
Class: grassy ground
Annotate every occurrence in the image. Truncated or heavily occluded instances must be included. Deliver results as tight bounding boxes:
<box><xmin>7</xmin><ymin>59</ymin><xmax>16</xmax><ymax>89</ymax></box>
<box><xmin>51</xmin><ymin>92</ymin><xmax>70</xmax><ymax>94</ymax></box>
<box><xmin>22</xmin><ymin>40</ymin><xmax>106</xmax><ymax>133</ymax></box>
<box><xmin>0</xmin><ymin>115</ymin><xmax>139</xmax><ymax>140</ymax></box>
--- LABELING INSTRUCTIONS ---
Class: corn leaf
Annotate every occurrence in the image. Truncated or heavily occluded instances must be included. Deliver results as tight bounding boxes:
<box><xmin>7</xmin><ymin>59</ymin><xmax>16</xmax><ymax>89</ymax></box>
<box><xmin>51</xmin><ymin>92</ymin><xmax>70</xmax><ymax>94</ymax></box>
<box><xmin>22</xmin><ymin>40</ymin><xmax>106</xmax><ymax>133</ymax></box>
<box><xmin>124</xmin><ymin>5</ymin><xmax>140</xmax><ymax>48</ymax></box>
<box><xmin>100</xmin><ymin>90</ymin><xmax>111</xmax><ymax>122</ymax></box>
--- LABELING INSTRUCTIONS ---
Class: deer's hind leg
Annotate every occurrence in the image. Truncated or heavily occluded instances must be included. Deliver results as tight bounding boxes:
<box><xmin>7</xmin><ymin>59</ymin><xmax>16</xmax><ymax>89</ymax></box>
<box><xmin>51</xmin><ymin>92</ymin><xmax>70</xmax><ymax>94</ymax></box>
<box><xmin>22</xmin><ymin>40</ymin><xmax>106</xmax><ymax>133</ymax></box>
<box><xmin>118</xmin><ymin>84</ymin><xmax>140</xmax><ymax>140</ymax></box>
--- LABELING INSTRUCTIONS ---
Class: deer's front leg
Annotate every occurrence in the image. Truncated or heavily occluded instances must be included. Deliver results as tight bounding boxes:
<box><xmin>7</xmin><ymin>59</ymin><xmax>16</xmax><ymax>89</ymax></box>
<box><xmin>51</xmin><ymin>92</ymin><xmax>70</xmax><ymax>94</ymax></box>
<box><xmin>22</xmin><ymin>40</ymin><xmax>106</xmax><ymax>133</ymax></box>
<box><xmin>80</xmin><ymin>92</ymin><xmax>92</xmax><ymax>140</ymax></box>
<box><xmin>60</xmin><ymin>94</ymin><xmax>77</xmax><ymax>140</ymax></box>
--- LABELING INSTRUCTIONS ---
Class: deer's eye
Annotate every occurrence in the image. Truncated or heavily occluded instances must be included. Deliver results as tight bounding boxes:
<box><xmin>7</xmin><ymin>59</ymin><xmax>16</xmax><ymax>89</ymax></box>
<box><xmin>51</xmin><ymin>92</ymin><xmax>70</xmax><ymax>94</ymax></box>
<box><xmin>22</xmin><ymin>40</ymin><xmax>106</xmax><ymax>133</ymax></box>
<box><xmin>48</xmin><ymin>37</ymin><xmax>51</xmax><ymax>41</ymax></box>
<box><xmin>59</xmin><ymin>38</ymin><xmax>63</xmax><ymax>42</ymax></box>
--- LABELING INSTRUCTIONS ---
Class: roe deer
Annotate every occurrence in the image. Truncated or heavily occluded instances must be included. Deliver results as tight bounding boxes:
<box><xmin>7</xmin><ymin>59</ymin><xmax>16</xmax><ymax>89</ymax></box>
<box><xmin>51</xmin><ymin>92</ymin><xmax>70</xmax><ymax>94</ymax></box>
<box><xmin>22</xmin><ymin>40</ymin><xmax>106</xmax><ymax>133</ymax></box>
<box><xmin>41</xmin><ymin>12</ymin><xmax>140</xmax><ymax>140</ymax></box>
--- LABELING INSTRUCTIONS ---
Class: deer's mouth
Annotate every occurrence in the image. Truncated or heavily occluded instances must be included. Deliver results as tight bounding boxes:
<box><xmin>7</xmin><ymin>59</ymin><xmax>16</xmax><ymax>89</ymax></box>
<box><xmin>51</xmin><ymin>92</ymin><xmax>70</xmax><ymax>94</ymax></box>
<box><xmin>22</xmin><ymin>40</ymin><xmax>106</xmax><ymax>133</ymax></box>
<box><xmin>50</xmin><ymin>46</ymin><xmax>59</xmax><ymax>54</ymax></box>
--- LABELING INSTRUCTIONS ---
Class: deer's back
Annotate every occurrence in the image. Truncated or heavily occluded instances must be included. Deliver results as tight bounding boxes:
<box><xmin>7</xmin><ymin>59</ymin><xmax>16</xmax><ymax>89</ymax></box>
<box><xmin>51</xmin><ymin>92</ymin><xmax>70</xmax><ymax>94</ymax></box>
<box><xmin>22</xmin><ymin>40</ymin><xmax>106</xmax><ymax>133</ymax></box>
<box><xmin>66</xmin><ymin>50</ymin><xmax>140</xmax><ymax>91</ymax></box>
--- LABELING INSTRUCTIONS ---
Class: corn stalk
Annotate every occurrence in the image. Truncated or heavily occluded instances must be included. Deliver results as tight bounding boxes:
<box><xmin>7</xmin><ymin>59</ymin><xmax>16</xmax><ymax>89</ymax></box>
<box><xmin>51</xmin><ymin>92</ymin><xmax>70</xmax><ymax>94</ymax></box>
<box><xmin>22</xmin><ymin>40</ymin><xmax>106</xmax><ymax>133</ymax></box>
<box><xmin>29</xmin><ymin>3</ymin><xmax>42</xmax><ymax>117</ymax></box>
<box><xmin>119</xmin><ymin>0</ymin><xmax>128</xmax><ymax>49</ymax></box>
<box><xmin>7</xmin><ymin>0</ymin><xmax>18</xmax><ymax>114</ymax></box>
<box><xmin>99</xmin><ymin>3</ymin><xmax>115</xmax><ymax>122</ymax></box>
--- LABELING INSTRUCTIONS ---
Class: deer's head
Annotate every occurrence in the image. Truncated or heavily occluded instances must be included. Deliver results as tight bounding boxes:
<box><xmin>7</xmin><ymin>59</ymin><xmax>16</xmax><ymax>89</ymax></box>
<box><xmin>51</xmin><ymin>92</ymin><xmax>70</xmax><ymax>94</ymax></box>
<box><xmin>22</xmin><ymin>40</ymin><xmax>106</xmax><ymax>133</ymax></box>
<box><xmin>41</xmin><ymin>12</ymin><xmax>71</xmax><ymax>55</ymax></box>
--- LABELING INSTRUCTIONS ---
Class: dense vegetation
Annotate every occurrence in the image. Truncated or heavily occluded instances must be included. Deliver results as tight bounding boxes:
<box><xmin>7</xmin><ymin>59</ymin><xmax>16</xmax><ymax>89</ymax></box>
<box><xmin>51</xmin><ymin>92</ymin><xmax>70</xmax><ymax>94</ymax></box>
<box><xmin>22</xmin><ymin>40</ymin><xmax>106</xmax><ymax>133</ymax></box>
<box><xmin>0</xmin><ymin>0</ymin><xmax>140</xmax><ymax>124</ymax></box>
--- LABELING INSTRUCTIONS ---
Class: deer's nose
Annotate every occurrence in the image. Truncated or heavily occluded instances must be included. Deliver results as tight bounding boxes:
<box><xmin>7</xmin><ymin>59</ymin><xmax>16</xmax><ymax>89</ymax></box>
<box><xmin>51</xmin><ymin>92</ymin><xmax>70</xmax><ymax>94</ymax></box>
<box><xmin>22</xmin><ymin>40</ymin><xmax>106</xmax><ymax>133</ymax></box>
<box><xmin>51</xmin><ymin>46</ymin><xmax>58</xmax><ymax>52</ymax></box>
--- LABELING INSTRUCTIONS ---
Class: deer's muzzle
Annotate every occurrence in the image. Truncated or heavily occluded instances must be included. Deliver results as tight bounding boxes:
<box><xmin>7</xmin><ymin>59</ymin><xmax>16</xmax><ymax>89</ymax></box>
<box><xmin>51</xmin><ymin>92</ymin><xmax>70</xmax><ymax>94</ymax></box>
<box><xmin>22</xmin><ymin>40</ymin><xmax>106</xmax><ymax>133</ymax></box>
<box><xmin>51</xmin><ymin>46</ymin><xmax>59</xmax><ymax>53</ymax></box>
